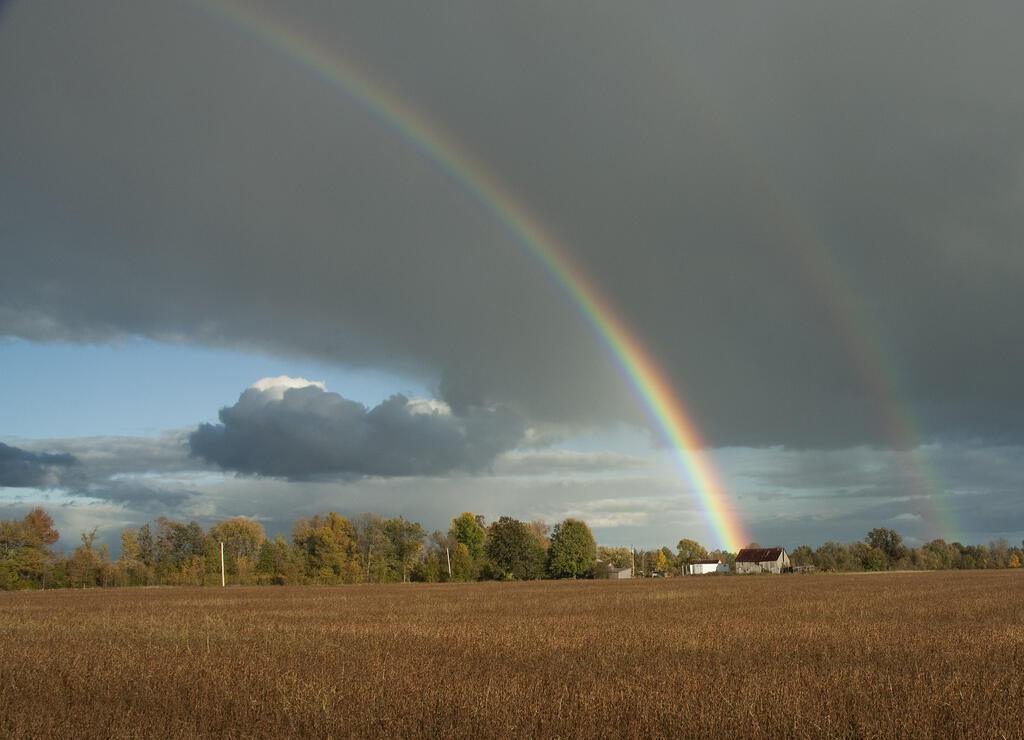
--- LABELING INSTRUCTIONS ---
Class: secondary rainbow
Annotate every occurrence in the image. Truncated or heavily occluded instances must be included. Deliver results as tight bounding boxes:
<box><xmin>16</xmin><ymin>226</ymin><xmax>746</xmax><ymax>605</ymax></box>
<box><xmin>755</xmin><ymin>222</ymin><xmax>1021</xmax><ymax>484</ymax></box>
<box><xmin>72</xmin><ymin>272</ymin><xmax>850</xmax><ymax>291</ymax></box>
<box><xmin>635</xmin><ymin>28</ymin><xmax>958</xmax><ymax>542</ymax></box>
<box><xmin>649</xmin><ymin>52</ymin><xmax>958</xmax><ymax>541</ymax></box>
<box><xmin>189</xmin><ymin>0</ymin><xmax>748</xmax><ymax>551</ymax></box>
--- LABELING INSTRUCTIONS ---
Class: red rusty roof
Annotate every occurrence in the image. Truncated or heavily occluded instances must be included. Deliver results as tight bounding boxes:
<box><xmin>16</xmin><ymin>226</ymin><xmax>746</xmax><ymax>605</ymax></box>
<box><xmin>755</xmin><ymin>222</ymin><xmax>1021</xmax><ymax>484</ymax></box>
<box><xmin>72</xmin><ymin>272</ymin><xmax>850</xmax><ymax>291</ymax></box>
<box><xmin>734</xmin><ymin>547</ymin><xmax>785</xmax><ymax>563</ymax></box>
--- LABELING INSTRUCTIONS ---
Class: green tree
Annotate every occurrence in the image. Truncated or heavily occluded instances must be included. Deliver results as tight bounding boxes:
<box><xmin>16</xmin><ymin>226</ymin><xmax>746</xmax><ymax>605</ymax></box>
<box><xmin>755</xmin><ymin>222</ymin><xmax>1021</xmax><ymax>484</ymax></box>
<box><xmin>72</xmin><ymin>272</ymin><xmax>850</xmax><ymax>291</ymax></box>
<box><xmin>449</xmin><ymin>512</ymin><xmax>486</xmax><ymax>560</ymax></box>
<box><xmin>866</xmin><ymin>527</ymin><xmax>904</xmax><ymax>564</ymax></box>
<box><xmin>597</xmin><ymin>546</ymin><xmax>632</xmax><ymax>568</ymax></box>
<box><xmin>660</xmin><ymin>546</ymin><xmax>678</xmax><ymax>574</ymax></box>
<box><xmin>910</xmin><ymin>545</ymin><xmax>939</xmax><ymax>570</ymax></box>
<box><xmin>815</xmin><ymin>541</ymin><xmax>859</xmax><ymax>572</ymax></box>
<box><xmin>118</xmin><ymin>527</ymin><xmax>154</xmax><ymax>585</ymax></box>
<box><xmin>448</xmin><ymin>512</ymin><xmax>487</xmax><ymax>579</ymax></box>
<box><xmin>352</xmin><ymin>513</ymin><xmax>389</xmax><ymax>583</ymax></box>
<box><xmin>861</xmin><ymin>546</ymin><xmax>885</xmax><ymax>572</ymax></box>
<box><xmin>924</xmin><ymin>539</ymin><xmax>956</xmax><ymax>570</ymax></box>
<box><xmin>988</xmin><ymin>538</ymin><xmax>1011</xmax><ymax>569</ymax></box>
<box><xmin>790</xmin><ymin>545</ymin><xmax>815</xmax><ymax>567</ymax></box>
<box><xmin>548</xmin><ymin>519</ymin><xmax>597</xmax><ymax>579</ymax></box>
<box><xmin>484</xmin><ymin>516</ymin><xmax>546</xmax><ymax>580</ymax></box>
<box><xmin>383</xmin><ymin>517</ymin><xmax>425</xmax><ymax>583</ymax></box>
<box><xmin>209</xmin><ymin>517</ymin><xmax>267</xmax><ymax>583</ymax></box>
<box><xmin>118</xmin><ymin>528</ymin><xmax>141</xmax><ymax>581</ymax></box>
<box><xmin>256</xmin><ymin>535</ymin><xmax>304</xmax><ymax>585</ymax></box>
<box><xmin>422</xmin><ymin>530</ymin><xmax>454</xmax><ymax>582</ymax></box>
<box><xmin>653</xmin><ymin>549</ymin><xmax>669</xmax><ymax>573</ymax></box>
<box><xmin>136</xmin><ymin>523</ymin><xmax>155</xmax><ymax>567</ymax></box>
<box><xmin>0</xmin><ymin>507</ymin><xmax>60</xmax><ymax>589</ymax></box>
<box><xmin>975</xmin><ymin>544</ymin><xmax>990</xmax><ymax>569</ymax></box>
<box><xmin>412</xmin><ymin>550</ymin><xmax>443</xmax><ymax>583</ymax></box>
<box><xmin>67</xmin><ymin>529</ymin><xmax>102</xmax><ymax>588</ymax></box>
<box><xmin>154</xmin><ymin>517</ymin><xmax>208</xmax><ymax>584</ymax></box>
<box><xmin>676</xmin><ymin>538</ymin><xmax>708</xmax><ymax>568</ymax></box>
<box><xmin>293</xmin><ymin>512</ymin><xmax>360</xmax><ymax>584</ymax></box>
<box><xmin>449</xmin><ymin>542</ymin><xmax>475</xmax><ymax>581</ymax></box>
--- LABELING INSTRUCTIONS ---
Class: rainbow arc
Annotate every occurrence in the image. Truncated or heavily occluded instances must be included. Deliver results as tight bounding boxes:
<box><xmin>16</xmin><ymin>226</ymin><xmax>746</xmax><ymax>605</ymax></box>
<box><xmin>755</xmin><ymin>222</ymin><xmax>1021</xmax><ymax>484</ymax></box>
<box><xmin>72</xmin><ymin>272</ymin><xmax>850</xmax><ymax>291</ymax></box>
<box><xmin>190</xmin><ymin>0</ymin><xmax>749</xmax><ymax>551</ymax></box>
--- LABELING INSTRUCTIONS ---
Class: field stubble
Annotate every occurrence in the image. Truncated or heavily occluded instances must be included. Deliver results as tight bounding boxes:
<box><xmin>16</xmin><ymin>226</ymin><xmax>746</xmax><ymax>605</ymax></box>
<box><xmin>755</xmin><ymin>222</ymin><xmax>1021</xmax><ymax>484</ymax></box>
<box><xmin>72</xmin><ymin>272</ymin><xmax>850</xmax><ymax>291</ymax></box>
<box><xmin>1</xmin><ymin>571</ymin><xmax>1022</xmax><ymax>738</ymax></box>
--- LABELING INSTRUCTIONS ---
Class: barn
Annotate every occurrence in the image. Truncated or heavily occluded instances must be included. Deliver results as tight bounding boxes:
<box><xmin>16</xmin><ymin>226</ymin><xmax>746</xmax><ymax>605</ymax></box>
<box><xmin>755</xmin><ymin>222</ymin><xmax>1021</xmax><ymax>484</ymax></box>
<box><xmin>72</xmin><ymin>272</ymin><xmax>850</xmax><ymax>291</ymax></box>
<box><xmin>734</xmin><ymin>547</ymin><xmax>790</xmax><ymax>574</ymax></box>
<box><xmin>687</xmin><ymin>559</ymin><xmax>724</xmax><ymax>575</ymax></box>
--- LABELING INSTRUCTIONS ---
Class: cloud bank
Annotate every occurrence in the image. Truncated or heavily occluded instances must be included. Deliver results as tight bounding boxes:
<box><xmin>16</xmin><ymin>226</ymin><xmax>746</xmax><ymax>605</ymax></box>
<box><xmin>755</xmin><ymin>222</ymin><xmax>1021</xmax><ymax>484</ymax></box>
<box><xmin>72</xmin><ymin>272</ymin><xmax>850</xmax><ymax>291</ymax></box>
<box><xmin>3</xmin><ymin>2</ymin><xmax>1024</xmax><ymax>450</ymax></box>
<box><xmin>0</xmin><ymin>442</ymin><xmax>78</xmax><ymax>488</ymax></box>
<box><xmin>189</xmin><ymin>378</ymin><xmax>525</xmax><ymax>479</ymax></box>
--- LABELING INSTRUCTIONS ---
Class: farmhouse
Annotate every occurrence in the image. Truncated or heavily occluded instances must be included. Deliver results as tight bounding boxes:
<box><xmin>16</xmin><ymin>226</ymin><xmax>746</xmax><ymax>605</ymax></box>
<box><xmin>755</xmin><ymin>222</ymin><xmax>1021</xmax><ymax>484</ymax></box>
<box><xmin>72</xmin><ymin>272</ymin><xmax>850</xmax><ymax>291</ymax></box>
<box><xmin>734</xmin><ymin>547</ymin><xmax>790</xmax><ymax>574</ymax></box>
<box><xmin>687</xmin><ymin>559</ymin><xmax>726</xmax><ymax>575</ymax></box>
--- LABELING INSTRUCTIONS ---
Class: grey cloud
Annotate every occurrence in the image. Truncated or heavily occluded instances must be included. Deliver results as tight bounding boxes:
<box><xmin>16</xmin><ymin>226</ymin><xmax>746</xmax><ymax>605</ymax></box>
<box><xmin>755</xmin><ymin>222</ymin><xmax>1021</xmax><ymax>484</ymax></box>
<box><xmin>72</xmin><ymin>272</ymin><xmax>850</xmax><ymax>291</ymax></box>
<box><xmin>0</xmin><ymin>442</ymin><xmax>78</xmax><ymax>488</ymax></box>
<box><xmin>733</xmin><ymin>444</ymin><xmax>1024</xmax><ymax>547</ymax></box>
<box><xmin>743</xmin><ymin>445</ymin><xmax>1024</xmax><ymax>505</ymax></box>
<box><xmin>3</xmin><ymin>2</ymin><xmax>1024</xmax><ymax>448</ymax></box>
<box><xmin>7</xmin><ymin>435</ymin><xmax>202</xmax><ymax>511</ymax></box>
<box><xmin>493</xmin><ymin>450</ymin><xmax>646</xmax><ymax>476</ymax></box>
<box><xmin>19</xmin><ymin>432</ymin><xmax>199</xmax><ymax>480</ymax></box>
<box><xmin>749</xmin><ymin>485</ymin><xmax>1024</xmax><ymax>551</ymax></box>
<box><xmin>189</xmin><ymin>385</ymin><xmax>525</xmax><ymax>479</ymax></box>
<box><xmin>3</xmin><ymin>437</ymin><xmax>1020</xmax><ymax>553</ymax></box>
<box><xmin>78</xmin><ymin>479</ymin><xmax>196</xmax><ymax>510</ymax></box>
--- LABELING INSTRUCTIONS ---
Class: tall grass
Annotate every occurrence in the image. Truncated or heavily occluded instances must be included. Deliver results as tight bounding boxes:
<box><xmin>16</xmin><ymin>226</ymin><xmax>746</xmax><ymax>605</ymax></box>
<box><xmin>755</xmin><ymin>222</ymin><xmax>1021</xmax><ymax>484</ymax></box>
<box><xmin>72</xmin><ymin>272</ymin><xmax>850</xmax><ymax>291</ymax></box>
<box><xmin>2</xmin><ymin>571</ymin><xmax>1021</xmax><ymax>737</ymax></box>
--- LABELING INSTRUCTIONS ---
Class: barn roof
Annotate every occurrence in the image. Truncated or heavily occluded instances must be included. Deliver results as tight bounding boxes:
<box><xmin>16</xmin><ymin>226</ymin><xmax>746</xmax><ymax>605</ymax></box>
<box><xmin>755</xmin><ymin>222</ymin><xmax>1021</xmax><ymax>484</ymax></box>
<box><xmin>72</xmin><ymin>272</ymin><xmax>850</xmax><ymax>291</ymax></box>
<box><xmin>690</xmin><ymin>559</ymin><xmax>721</xmax><ymax>565</ymax></box>
<box><xmin>735</xmin><ymin>547</ymin><xmax>785</xmax><ymax>563</ymax></box>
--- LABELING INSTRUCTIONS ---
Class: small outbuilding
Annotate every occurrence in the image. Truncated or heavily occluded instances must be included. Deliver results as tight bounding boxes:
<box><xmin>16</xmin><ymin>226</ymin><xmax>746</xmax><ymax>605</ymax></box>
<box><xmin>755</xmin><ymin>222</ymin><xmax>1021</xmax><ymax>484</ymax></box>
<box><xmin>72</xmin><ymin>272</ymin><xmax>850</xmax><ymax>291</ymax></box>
<box><xmin>734</xmin><ymin>547</ymin><xmax>790</xmax><ymax>574</ymax></box>
<box><xmin>604</xmin><ymin>565</ymin><xmax>633</xmax><ymax>579</ymax></box>
<box><xmin>687</xmin><ymin>559</ymin><xmax>724</xmax><ymax>575</ymax></box>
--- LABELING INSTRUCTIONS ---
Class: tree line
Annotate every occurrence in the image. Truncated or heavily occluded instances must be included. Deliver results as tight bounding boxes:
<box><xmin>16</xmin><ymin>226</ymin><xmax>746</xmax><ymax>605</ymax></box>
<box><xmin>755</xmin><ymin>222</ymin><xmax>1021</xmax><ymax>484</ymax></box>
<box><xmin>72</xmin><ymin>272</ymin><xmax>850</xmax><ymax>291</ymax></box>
<box><xmin>0</xmin><ymin>508</ymin><xmax>599</xmax><ymax>589</ymax></box>
<box><xmin>1</xmin><ymin>508</ymin><xmax>1021</xmax><ymax>590</ymax></box>
<box><xmin>789</xmin><ymin>527</ymin><xmax>1024</xmax><ymax>572</ymax></box>
<box><xmin>618</xmin><ymin>528</ymin><xmax>1024</xmax><ymax>575</ymax></box>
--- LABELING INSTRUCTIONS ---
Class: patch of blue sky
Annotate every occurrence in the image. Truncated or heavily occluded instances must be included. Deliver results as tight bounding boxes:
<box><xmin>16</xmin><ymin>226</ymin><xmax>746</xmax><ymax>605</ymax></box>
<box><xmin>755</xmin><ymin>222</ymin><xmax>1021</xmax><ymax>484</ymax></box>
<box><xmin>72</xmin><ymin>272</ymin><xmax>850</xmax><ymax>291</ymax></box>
<box><xmin>0</xmin><ymin>486</ymin><xmax>79</xmax><ymax>506</ymax></box>
<box><xmin>0</xmin><ymin>337</ymin><xmax>431</xmax><ymax>440</ymax></box>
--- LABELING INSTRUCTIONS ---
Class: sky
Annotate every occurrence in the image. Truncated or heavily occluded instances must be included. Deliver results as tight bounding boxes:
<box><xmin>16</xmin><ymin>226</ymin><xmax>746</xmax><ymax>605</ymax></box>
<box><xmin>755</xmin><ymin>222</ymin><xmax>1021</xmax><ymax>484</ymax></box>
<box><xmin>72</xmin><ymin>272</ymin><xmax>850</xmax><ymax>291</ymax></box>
<box><xmin>2</xmin><ymin>1</ymin><xmax>1023</xmax><ymax>554</ymax></box>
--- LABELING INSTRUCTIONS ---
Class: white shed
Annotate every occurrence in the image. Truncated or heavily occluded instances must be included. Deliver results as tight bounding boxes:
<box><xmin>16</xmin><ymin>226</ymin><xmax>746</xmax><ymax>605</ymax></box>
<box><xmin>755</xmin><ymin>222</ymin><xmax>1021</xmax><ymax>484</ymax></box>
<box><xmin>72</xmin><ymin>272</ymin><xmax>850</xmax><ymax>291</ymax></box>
<box><xmin>687</xmin><ymin>559</ymin><xmax>722</xmax><ymax>575</ymax></box>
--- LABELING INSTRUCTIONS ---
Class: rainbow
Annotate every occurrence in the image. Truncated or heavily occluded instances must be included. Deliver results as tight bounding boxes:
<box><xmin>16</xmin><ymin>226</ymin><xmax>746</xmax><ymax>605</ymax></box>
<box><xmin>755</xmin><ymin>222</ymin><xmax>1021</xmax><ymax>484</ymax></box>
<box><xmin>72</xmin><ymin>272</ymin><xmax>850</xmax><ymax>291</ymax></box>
<box><xmin>752</xmin><ymin>188</ymin><xmax>960</xmax><ymax>542</ymax></box>
<box><xmin>188</xmin><ymin>0</ymin><xmax>748</xmax><ymax>551</ymax></box>
<box><xmin>640</xmin><ymin>34</ymin><xmax>959</xmax><ymax>541</ymax></box>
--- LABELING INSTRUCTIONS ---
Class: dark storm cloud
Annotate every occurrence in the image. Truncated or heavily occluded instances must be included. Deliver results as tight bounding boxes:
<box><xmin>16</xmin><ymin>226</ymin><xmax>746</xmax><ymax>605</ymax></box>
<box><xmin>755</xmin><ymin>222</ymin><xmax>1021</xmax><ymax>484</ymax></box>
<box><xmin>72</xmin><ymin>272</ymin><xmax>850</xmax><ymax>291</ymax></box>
<box><xmin>0</xmin><ymin>442</ymin><xmax>78</xmax><ymax>488</ymax></box>
<box><xmin>189</xmin><ymin>385</ymin><xmax>525</xmax><ymax>479</ymax></box>
<box><xmin>3</xmin><ymin>2</ymin><xmax>1024</xmax><ymax>448</ymax></box>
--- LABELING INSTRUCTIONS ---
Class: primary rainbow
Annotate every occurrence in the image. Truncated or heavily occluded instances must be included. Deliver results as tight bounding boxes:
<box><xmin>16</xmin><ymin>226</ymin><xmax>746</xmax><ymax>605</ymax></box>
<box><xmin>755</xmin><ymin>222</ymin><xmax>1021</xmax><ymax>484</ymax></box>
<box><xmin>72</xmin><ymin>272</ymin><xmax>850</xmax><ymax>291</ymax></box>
<box><xmin>189</xmin><ymin>0</ymin><xmax>748</xmax><ymax>551</ymax></box>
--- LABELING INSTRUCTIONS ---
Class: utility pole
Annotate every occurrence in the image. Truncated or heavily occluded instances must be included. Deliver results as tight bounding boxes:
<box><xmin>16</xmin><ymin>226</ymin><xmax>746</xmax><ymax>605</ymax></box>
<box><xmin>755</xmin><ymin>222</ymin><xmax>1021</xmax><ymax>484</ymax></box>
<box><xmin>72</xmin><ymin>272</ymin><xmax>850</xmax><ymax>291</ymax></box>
<box><xmin>446</xmin><ymin>547</ymin><xmax>452</xmax><ymax>580</ymax></box>
<box><xmin>220</xmin><ymin>541</ymin><xmax>225</xmax><ymax>587</ymax></box>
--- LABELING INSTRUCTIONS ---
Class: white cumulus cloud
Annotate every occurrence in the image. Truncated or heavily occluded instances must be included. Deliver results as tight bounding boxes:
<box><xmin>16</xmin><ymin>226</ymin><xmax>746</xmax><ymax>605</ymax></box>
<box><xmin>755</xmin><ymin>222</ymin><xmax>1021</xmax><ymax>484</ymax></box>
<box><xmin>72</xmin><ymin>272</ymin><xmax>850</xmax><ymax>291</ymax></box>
<box><xmin>248</xmin><ymin>376</ymin><xmax>327</xmax><ymax>401</ymax></box>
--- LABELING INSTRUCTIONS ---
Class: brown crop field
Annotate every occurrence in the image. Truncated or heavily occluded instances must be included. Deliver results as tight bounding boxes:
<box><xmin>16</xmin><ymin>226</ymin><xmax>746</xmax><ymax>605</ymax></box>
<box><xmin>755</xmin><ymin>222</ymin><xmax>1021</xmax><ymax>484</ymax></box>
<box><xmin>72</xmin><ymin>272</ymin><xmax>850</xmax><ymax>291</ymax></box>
<box><xmin>2</xmin><ymin>571</ymin><xmax>1023</xmax><ymax>738</ymax></box>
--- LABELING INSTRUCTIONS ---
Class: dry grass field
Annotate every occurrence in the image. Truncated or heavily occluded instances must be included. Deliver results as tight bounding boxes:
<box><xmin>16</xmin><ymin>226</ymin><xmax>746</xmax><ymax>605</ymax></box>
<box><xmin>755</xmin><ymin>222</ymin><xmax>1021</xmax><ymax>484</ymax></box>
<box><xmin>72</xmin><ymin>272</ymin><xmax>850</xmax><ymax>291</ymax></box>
<box><xmin>2</xmin><ymin>571</ymin><xmax>1022</xmax><ymax>738</ymax></box>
